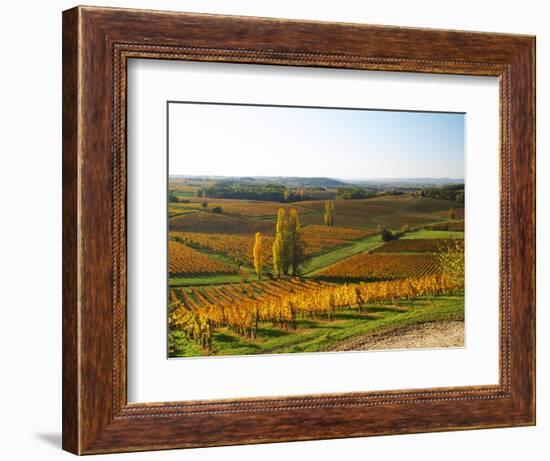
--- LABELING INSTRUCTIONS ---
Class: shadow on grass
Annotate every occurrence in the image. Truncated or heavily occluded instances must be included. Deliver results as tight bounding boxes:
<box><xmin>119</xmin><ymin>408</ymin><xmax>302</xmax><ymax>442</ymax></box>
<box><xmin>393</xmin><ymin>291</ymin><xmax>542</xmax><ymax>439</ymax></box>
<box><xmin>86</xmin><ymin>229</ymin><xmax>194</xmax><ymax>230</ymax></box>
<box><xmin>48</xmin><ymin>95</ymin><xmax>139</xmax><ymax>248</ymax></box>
<box><xmin>363</xmin><ymin>306</ymin><xmax>406</xmax><ymax>314</ymax></box>
<box><xmin>295</xmin><ymin>319</ymin><xmax>342</xmax><ymax>329</ymax></box>
<box><xmin>256</xmin><ymin>328</ymin><xmax>290</xmax><ymax>339</ymax></box>
<box><xmin>214</xmin><ymin>333</ymin><xmax>242</xmax><ymax>344</ymax></box>
<box><xmin>332</xmin><ymin>312</ymin><xmax>379</xmax><ymax>321</ymax></box>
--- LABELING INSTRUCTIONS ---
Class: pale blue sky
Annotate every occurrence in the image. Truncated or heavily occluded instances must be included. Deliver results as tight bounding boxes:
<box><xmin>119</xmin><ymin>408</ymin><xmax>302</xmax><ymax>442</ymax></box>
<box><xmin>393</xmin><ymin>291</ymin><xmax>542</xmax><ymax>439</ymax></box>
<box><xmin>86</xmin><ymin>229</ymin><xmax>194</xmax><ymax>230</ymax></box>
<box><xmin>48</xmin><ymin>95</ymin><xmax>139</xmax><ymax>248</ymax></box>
<box><xmin>168</xmin><ymin>102</ymin><xmax>464</xmax><ymax>180</ymax></box>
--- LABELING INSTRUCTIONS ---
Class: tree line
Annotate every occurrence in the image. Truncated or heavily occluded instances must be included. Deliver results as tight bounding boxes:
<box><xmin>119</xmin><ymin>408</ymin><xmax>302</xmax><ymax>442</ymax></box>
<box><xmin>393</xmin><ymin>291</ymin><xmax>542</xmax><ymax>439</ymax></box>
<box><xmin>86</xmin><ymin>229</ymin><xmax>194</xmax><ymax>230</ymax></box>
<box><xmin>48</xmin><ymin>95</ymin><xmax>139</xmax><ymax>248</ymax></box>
<box><xmin>417</xmin><ymin>184</ymin><xmax>464</xmax><ymax>204</ymax></box>
<box><xmin>336</xmin><ymin>187</ymin><xmax>377</xmax><ymax>200</ymax></box>
<box><xmin>196</xmin><ymin>181</ymin><xmax>311</xmax><ymax>202</ymax></box>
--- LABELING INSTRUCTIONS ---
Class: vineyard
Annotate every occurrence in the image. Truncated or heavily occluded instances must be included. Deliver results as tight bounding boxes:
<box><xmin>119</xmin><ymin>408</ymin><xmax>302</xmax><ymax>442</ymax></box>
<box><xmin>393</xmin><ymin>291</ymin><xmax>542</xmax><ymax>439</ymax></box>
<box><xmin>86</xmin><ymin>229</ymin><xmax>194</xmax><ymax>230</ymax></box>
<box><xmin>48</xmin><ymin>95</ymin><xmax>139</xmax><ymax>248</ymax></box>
<box><xmin>171</xmin><ymin>231</ymin><xmax>274</xmax><ymax>266</ymax></box>
<box><xmin>169</xmin><ymin>211</ymin><xmax>274</xmax><ymax>235</ymax></box>
<box><xmin>168</xmin><ymin>182</ymin><xmax>200</xmax><ymax>193</ymax></box>
<box><xmin>168</xmin><ymin>199</ymin><xmax>313</xmax><ymax>217</ymax></box>
<box><xmin>170</xmin><ymin>225</ymin><xmax>373</xmax><ymax>269</ymax></box>
<box><xmin>300</xmin><ymin>224</ymin><xmax>371</xmax><ymax>243</ymax></box>
<box><xmin>297</xmin><ymin>196</ymin><xmax>461</xmax><ymax>229</ymax></box>
<box><xmin>168</xmin><ymin>204</ymin><xmax>204</xmax><ymax>218</ymax></box>
<box><xmin>203</xmin><ymin>200</ymin><xmax>312</xmax><ymax>218</ymax></box>
<box><xmin>166</xmin><ymin>180</ymin><xmax>465</xmax><ymax>356</ymax></box>
<box><xmin>169</xmin><ymin>274</ymin><xmax>460</xmax><ymax>350</ymax></box>
<box><xmin>316</xmin><ymin>253</ymin><xmax>441</xmax><ymax>280</ymax></box>
<box><xmin>439</xmin><ymin>208</ymin><xmax>465</xmax><ymax>220</ymax></box>
<box><xmin>371</xmin><ymin>238</ymin><xmax>462</xmax><ymax>253</ymax></box>
<box><xmin>425</xmin><ymin>220</ymin><xmax>465</xmax><ymax>232</ymax></box>
<box><xmin>168</xmin><ymin>240</ymin><xmax>235</xmax><ymax>276</ymax></box>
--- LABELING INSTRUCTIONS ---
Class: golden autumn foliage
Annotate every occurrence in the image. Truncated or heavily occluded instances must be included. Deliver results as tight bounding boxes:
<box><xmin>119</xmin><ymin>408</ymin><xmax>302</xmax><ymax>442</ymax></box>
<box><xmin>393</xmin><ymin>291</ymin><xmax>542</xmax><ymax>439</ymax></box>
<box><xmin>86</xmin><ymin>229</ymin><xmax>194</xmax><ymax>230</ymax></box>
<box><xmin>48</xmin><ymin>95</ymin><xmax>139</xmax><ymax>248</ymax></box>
<box><xmin>168</xmin><ymin>240</ymin><xmax>235</xmax><ymax>275</ymax></box>
<box><xmin>169</xmin><ymin>274</ymin><xmax>460</xmax><ymax>348</ymax></box>
<box><xmin>171</xmin><ymin>227</ymin><xmax>371</xmax><ymax>269</ymax></box>
<box><xmin>272</xmin><ymin>208</ymin><xmax>306</xmax><ymax>276</ymax></box>
<box><xmin>318</xmin><ymin>253</ymin><xmax>441</xmax><ymax>280</ymax></box>
<box><xmin>253</xmin><ymin>232</ymin><xmax>263</xmax><ymax>280</ymax></box>
<box><xmin>438</xmin><ymin>239</ymin><xmax>465</xmax><ymax>289</ymax></box>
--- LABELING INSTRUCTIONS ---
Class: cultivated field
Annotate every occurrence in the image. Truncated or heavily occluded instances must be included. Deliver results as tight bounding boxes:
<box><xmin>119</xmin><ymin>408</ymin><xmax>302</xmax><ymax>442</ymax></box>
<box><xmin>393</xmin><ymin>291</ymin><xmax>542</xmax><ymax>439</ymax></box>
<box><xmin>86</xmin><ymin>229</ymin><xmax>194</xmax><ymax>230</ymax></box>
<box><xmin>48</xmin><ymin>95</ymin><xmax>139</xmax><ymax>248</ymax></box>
<box><xmin>316</xmin><ymin>253</ymin><xmax>442</xmax><ymax>281</ymax></box>
<box><xmin>170</xmin><ymin>224</ymin><xmax>372</xmax><ymax>270</ymax></box>
<box><xmin>297</xmin><ymin>195</ymin><xmax>461</xmax><ymax>229</ymax></box>
<box><xmin>168</xmin><ymin>241</ymin><xmax>235</xmax><ymax>276</ymax></box>
<box><xmin>370</xmin><ymin>238</ymin><xmax>462</xmax><ymax>253</ymax></box>
<box><xmin>170</xmin><ymin>211</ymin><xmax>275</xmax><ymax>235</ymax></box>
<box><xmin>167</xmin><ymin>177</ymin><xmax>465</xmax><ymax>357</ymax></box>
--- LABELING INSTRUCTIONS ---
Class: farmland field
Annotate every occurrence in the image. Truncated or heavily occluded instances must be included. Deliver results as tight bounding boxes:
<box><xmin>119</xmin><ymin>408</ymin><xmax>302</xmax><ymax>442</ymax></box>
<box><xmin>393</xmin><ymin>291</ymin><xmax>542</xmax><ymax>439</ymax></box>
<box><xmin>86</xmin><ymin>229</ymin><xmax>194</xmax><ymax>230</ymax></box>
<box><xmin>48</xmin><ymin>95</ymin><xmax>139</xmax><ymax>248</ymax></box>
<box><xmin>169</xmin><ymin>295</ymin><xmax>464</xmax><ymax>357</ymax></box>
<box><xmin>170</xmin><ymin>224</ymin><xmax>372</xmax><ymax>270</ymax></box>
<box><xmin>167</xmin><ymin>176</ymin><xmax>465</xmax><ymax>357</ymax></box>
<box><xmin>371</xmin><ymin>238</ymin><xmax>463</xmax><ymax>253</ymax></box>
<box><xmin>201</xmin><ymin>200</ymin><xmax>313</xmax><ymax>218</ymax></box>
<box><xmin>316</xmin><ymin>253</ymin><xmax>442</xmax><ymax>281</ymax></box>
<box><xmin>169</xmin><ymin>211</ymin><xmax>275</xmax><ymax>235</ymax></box>
<box><xmin>426</xmin><ymin>220</ymin><xmax>465</xmax><ymax>232</ymax></box>
<box><xmin>168</xmin><ymin>240</ymin><xmax>236</xmax><ymax>276</ymax></box>
<box><xmin>296</xmin><ymin>196</ymin><xmax>463</xmax><ymax>229</ymax></box>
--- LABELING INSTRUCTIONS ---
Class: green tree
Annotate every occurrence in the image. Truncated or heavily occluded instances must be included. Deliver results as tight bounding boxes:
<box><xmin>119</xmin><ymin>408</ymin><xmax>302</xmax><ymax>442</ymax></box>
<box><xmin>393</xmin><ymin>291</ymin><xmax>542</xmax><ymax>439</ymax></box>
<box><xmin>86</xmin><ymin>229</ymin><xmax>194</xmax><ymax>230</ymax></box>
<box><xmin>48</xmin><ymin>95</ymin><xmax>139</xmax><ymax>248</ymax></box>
<box><xmin>253</xmin><ymin>232</ymin><xmax>263</xmax><ymax>280</ymax></box>
<box><xmin>168</xmin><ymin>191</ymin><xmax>180</xmax><ymax>203</ymax></box>
<box><xmin>324</xmin><ymin>200</ymin><xmax>334</xmax><ymax>226</ymax></box>
<box><xmin>234</xmin><ymin>258</ymin><xmax>243</xmax><ymax>272</ymax></box>
<box><xmin>439</xmin><ymin>240</ymin><xmax>464</xmax><ymax>289</ymax></box>
<box><xmin>272</xmin><ymin>208</ymin><xmax>293</xmax><ymax>276</ymax></box>
<box><xmin>287</xmin><ymin>209</ymin><xmax>306</xmax><ymax>275</ymax></box>
<box><xmin>378</xmin><ymin>225</ymin><xmax>396</xmax><ymax>242</ymax></box>
<box><xmin>448</xmin><ymin>207</ymin><xmax>456</xmax><ymax>220</ymax></box>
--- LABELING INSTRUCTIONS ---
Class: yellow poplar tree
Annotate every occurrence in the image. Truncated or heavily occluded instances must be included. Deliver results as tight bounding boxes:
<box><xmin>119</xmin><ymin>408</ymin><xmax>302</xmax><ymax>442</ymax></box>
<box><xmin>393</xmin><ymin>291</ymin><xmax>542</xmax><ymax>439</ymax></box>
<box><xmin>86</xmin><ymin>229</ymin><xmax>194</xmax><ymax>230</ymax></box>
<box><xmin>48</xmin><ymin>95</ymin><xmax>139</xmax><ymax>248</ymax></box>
<box><xmin>272</xmin><ymin>234</ymin><xmax>283</xmax><ymax>277</ymax></box>
<box><xmin>273</xmin><ymin>208</ymin><xmax>289</xmax><ymax>276</ymax></box>
<box><xmin>253</xmin><ymin>232</ymin><xmax>263</xmax><ymax>280</ymax></box>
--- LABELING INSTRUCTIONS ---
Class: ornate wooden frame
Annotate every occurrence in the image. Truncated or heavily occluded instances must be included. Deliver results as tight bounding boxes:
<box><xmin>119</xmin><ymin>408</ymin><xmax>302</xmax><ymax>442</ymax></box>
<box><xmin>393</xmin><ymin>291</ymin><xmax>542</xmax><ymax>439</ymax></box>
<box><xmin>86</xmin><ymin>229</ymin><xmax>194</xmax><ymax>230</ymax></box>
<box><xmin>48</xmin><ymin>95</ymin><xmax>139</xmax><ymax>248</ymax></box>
<box><xmin>62</xmin><ymin>5</ymin><xmax>536</xmax><ymax>455</ymax></box>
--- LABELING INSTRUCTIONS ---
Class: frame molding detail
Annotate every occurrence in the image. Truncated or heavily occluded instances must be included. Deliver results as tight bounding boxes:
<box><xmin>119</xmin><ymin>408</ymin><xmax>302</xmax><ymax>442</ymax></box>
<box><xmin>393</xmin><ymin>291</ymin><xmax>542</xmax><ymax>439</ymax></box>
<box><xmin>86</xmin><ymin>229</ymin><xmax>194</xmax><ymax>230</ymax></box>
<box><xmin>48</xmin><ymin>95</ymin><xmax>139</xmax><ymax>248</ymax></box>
<box><xmin>62</xmin><ymin>6</ymin><xmax>535</xmax><ymax>454</ymax></box>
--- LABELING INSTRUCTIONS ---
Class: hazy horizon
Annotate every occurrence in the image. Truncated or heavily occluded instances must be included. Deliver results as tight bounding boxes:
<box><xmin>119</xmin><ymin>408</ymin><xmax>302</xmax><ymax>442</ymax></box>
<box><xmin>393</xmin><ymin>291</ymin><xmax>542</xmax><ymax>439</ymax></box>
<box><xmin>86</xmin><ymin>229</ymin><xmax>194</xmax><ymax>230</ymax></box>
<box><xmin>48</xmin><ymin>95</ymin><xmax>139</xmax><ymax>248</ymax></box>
<box><xmin>169</xmin><ymin>103</ymin><xmax>465</xmax><ymax>180</ymax></box>
<box><xmin>169</xmin><ymin>174</ymin><xmax>464</xmax><ymax>181</ymax></box>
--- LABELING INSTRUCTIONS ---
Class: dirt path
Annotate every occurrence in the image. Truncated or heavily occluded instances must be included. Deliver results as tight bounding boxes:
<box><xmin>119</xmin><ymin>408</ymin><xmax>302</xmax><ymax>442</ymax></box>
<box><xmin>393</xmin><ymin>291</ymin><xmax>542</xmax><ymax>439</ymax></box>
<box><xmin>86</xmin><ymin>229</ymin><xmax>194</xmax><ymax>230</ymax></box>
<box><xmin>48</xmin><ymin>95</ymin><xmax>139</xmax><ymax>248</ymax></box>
<box><xmin>327</xmin><ymin>321</ymin><xmax>464</xmax><ymax>352</ymax></box>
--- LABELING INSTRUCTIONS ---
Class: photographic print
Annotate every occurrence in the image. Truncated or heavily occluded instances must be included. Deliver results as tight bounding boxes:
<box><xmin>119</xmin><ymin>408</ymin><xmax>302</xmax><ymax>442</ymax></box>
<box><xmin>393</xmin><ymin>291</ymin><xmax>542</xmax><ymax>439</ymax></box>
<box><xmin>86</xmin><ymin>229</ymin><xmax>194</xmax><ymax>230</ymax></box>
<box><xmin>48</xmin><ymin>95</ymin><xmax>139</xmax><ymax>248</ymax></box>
<box><xmin>167</xmin><ymin>102</ymin><xmax>465</xmax><ymax>358</ymax></box>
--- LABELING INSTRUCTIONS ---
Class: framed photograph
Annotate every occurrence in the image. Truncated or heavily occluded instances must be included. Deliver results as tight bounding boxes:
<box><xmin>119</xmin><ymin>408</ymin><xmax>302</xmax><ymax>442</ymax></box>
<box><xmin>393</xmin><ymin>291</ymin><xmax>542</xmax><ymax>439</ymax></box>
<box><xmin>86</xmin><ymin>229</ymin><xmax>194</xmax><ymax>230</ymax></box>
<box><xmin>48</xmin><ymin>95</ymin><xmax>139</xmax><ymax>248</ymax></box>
<box><xmin>62</xmin><ymin>6</ymin><xmax>535</xmax><ymax>455</ymax></box>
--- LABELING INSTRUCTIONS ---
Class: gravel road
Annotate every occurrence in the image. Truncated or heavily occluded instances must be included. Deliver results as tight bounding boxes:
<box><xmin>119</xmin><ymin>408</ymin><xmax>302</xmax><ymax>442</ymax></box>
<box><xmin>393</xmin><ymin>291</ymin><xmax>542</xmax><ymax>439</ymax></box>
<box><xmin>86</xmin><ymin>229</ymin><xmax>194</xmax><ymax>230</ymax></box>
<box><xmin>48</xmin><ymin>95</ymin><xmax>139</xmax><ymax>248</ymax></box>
<box><xmin>327</xmin><ymin>320</ymin><xmax>464</xmax><ymax>352</ymax></box>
